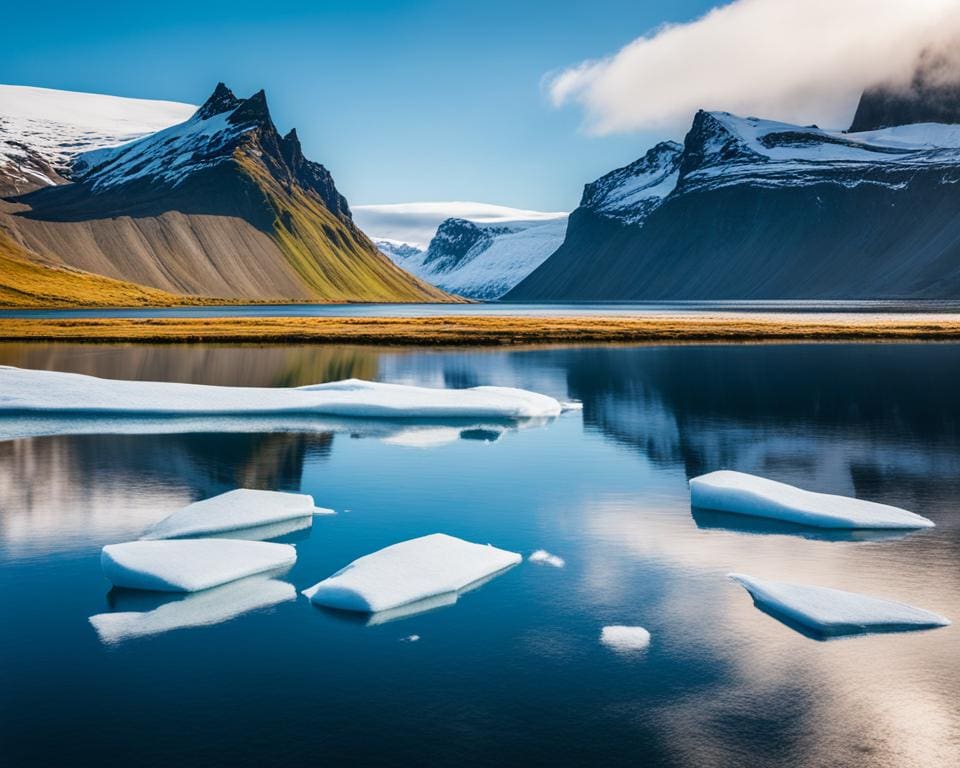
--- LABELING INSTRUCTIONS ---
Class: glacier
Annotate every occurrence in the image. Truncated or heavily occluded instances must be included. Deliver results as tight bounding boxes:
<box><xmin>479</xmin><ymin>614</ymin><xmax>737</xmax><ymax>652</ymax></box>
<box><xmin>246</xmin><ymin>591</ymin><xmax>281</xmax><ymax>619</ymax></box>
<box><xmin>730</xmin><ymin>574</ymin><xmax>950</xmax><ymax>638</ymax></box>
<box><xmin>100</xmin><ymin>539</ymin><xmax>297</xmax><ymax>592</ymax></box>
<box><xmin>600</xmin><ymin>626</ymin><xmax>651</xmax><ymax>652</ymax></box>
<box><xmin>89</xmin><ymin>576</ymin><xmax>296</xmax><ymax>644</ymax></box>
<box><xmin>141</xmin><ymin>489</ymin><xmax>331</xmax><ymax>540</ymax></box>
<box><xmin>0</xmin><ymin>367</ymin><xmax>564</xmax><ymax>421</ymax></box>
<box><xmin>689</xmin><ymin>470</ymin><xmax>934</xmax><ymax>529</ymax></box>
<box><xmin>302</xmin><ymin>533</ymin><xmax>521</xmax><ymax>614</ymax></box>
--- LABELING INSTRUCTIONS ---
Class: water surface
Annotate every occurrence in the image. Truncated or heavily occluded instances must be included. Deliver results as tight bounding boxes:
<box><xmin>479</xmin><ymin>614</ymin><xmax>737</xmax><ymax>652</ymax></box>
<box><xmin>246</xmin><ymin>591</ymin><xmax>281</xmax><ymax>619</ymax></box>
<box><xmin>1</xmin><ymin>342</ymin><xmax>958</xmax><ymax>767</ymax></box>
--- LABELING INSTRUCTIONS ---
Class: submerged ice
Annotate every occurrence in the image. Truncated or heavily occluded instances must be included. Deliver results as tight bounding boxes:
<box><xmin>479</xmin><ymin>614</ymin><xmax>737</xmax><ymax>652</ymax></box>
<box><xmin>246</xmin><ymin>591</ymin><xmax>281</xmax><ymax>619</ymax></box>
<box><xmin>690</xmin><ymin>470</ymin><xmax>934</xmax><ymax>529</ymax></box>
<box><xmin>302</xmin><ymin>533</ymin><xmax>521</xmax><ymax>614</ymax></box>
<box><xmin>141</xmin><ymin>488</ymin><xmax>331</xmax><ymax>540</ymax></box>
<box><xmin>730</xmin><ymin>574</ymin><xmax>950</xmax><ymax>637</ymax></box>
<box><xmin>0</xmin><ymin>367</ymin><xmax>564</xmax><ymax>421</ymax></box>
<box><xmin>101</xmin><ymin>539</ymin><xmax>297</xmax><ymax>592</ymax></box>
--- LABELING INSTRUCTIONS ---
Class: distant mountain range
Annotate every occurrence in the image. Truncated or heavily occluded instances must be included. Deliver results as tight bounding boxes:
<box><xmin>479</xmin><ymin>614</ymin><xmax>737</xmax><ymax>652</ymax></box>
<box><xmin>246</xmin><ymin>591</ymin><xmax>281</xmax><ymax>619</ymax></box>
<box><xmin>377</xmin><ymin>215</ymin><xmax>567</xmax><ymax>300</ymax></box>
<box><xmin>0</xmin><ymin>84</ymin><xmax>447</xmax><ymax>306</ymax></box>
<box><xmin>510</xmin><ymin>69</ymin><xmax>960</xmax><ymax>301</ymax></box>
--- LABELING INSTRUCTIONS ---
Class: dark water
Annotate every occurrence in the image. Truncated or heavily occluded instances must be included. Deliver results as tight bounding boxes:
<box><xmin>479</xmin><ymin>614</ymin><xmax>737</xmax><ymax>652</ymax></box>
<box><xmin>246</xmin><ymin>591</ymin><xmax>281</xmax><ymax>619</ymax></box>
<box><xmin>4</xmin><ymin>299</ymin><xmax>960</xmax><ymax>319</ymax></box>
<box><xmin>1</xmin><ymin>342</ymin><xmax>958</xmax><ymax>767</ymax></box>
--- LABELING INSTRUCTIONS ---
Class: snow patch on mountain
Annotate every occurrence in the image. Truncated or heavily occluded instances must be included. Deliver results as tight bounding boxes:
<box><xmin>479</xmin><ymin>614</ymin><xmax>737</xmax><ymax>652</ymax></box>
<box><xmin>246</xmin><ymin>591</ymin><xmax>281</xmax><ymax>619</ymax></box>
<box><xmin>0</xmin><ymin>84</ymin><xmax>196</xmax><ymax>189</ymax></box>
<box><xmin>582</xmin><ymin>141</ymin><xmax>683</xmax><ymax>224</ymax></box>
<box><xmin>374</xmin><ymin>238</ymin><xmax>425</xmax><ymax>265</ymax></box>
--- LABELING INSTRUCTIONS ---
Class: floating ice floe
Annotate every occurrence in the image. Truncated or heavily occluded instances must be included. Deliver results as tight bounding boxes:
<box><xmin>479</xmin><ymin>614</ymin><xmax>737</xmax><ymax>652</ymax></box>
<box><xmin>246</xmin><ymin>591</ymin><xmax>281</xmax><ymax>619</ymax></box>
<box><xmin>730</xmin><ymin>574</ymin><xmax>950</xmax><ymax>638</ymax></box>
<box><xmin>141</xmin><ymin>489</ymin><xmax>332</xmax><ymax>540</ymax></box>
<box><xmin>600</xmin><ymin>626</ymin><xmax>651</xmax><ymax>652</ymax></box>
<box><xmin>302</xmin><ymin>533</ymin><xmax>521</xmax><ymax>614</ymax></box>
<box><xmin>689</xmin><ymin>470</ymin><xmax>934</xmax><ymax>529</ymax></box>
<box><xmin>89</xmin><ymin>576</ymin><xmax>296</xmax><ymax>644</ymax></box>
<box><xmin>101</xmin><ymin>539</ymin><xmax>297</xmax><ymax>592</ymax></box>
<box><xmin>529</xmin><ymin>549</ymin><xmax>565</xmax><ymax>568</ymax></box>
<box><xmin>0</xmin><ymin>367</ymin><xmax>563</xmax><ymax>421</ymax></box>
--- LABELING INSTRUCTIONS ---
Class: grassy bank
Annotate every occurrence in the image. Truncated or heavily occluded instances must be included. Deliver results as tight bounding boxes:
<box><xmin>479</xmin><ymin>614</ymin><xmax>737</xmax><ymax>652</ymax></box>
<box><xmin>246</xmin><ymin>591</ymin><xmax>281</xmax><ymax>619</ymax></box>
<box><xmin>2</xmin><ymin>314</ymin><xmax>960</xmax><ymax>345</ymax></box>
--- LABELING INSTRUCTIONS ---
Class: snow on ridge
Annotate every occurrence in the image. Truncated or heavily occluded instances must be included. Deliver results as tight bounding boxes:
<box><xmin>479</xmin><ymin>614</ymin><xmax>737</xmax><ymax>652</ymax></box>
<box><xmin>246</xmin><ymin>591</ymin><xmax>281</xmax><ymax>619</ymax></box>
<box><xmin>0</xmin><ymin>84</ymin><xmax>196</xmax><ymax>187</ymax></box>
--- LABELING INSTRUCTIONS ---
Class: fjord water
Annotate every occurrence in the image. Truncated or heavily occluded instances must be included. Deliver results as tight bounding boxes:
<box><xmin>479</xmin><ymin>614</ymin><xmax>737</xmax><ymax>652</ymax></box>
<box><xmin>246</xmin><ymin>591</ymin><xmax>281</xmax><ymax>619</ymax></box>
<box><xmin>0</xmin><ymin>342</ymin><xmax>958</xmax><ymax>767</ymax></box>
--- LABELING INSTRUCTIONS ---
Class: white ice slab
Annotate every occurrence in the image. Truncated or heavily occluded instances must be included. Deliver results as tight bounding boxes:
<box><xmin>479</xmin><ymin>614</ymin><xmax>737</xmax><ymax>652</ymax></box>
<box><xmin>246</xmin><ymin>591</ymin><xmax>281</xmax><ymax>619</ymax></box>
<box><xmin>689</xmin><ymin>470</ymin><xmax>933</xmax><ymax>529</ymax></box>
<box><xmin>0</xmin><ymin>367</ymin><xmax>563</xmax><ymax>420</ymax></box>
<box><xmin>529</xmin><ymin>549</ymin><xmax>565</xmax><ymax>568</ymax></box>
<box><xmin>89</xmin><ymin>577</ymin><xmax>296</xmax><ymax>644</ymax></box>
<box><xmin>730</xmin><ymin>574</ymin><xmax>950</xmax><ymax>637</ymax></box>
<box><xmin>302</xmin><ymin>533</ymin><xmax>521</xmax><ymax>613</ymax></box>
<box><xmin>141</xmin><ymin>488</ymin><xmax>331</xmax><ymax>540</ymax></box>
<box><xmin>101</xmin><ymin>539</ymin><xmax>297</xmax><ymax>592</ymax></box>
<box><xmin>601</xmin><ymin>625</ymin><xmax>651</xmax><ymax>651</ymax></box>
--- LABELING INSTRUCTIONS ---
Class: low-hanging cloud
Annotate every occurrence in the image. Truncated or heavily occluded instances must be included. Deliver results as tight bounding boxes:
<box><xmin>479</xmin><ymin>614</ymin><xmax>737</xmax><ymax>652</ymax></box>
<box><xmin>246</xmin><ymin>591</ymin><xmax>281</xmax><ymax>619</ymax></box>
<box><xmin>548</xmin><ymin>0</ymin><xmax>960</xmax><ymax>134</ymax></box>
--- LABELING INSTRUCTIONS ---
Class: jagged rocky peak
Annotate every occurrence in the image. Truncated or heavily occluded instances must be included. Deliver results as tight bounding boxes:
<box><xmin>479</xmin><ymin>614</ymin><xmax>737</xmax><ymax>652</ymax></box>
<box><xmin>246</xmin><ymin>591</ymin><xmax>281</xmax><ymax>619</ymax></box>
<box><xmin>422</xmin><ymin>218</ymin><xmax>497</xmax><ymax>272</ymax></box>
<box><xmin>228</xmin><ymin>88</ymin><xmax>273</xmax><ymax>128</ymax></box>
<box><xmin>850</xmin><ymin>45</ymin><xmax>960</xmax><ymax>132</ymax></box>
<box><xmin>678</xmin><ymin>110</ymin><xmax>765</xmax><ymax>178</ymax></box>
<box><xmin>196</xmin><ymin>82</ymin><xmax>242</xmax><ymax>119</ymax></box>
<box><xmin>581</xmin><ymin>140</ymin><xmax>683</xmax><ymax>225</ymax></box>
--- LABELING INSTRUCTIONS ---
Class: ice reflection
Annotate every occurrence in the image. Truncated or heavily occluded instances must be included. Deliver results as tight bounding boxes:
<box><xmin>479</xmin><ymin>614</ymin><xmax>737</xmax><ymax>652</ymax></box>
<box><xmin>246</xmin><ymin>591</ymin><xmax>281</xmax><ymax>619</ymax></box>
<box><xmin>90</xmin><ymin>576</ymin><xmax>296</xmax><ymax>644</ymax></box>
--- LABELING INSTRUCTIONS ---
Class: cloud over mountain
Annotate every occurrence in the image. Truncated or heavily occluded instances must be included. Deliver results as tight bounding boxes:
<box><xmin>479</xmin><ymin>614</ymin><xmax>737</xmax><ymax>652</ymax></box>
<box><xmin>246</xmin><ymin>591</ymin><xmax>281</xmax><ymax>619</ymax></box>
<box><xmin>547</xmin><ymin>0</ymin><xmax>960</xmax><ymax>134</ymax></box>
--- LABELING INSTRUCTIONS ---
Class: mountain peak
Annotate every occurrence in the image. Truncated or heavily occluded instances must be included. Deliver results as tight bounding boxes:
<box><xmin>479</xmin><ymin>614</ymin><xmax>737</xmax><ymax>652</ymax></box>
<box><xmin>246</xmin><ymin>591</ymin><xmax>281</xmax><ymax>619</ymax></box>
<box><xmin>196</xmin><ymin>82</ymin><xmax>241</xmax><ymax>120</ymax></box>
<box><xmin>227</xmin><ymin>89</ymin><xmax>272</xmax><ymax>128</ymax></box>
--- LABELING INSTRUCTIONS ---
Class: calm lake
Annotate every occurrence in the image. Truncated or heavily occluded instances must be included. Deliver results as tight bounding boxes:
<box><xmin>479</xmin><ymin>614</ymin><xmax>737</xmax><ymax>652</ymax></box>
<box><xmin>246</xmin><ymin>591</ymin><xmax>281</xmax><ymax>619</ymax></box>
<box><xmin>1</xmin><ymin>342</ymin><xmax>958</xmax><ymax>767</ymax></box>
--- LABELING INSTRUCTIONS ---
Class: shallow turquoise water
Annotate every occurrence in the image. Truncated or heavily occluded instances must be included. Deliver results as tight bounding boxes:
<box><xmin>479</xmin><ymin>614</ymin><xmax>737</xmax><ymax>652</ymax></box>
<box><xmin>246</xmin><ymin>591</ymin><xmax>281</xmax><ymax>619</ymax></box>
<box><xmin>0</xmin><ymin>342</ymin><xmax>958</xmax><ymax>766</ymax></box>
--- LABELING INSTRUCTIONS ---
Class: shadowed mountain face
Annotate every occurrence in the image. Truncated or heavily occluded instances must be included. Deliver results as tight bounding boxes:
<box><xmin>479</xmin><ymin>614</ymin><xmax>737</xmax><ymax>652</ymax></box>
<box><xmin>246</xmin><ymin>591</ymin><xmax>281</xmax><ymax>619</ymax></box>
<box><xmin>850</xmin><ymin>47</ymin><xmax>960</xmax><ymax>132</ymax></box>
<box><xmin>0</xmin><ymin>84</ymin><xmax>448</xmax><ymax>304</ymax></box>
<box><xmin>509</xmin><ymin>64</ymin><xmax>960</xmax><ymax>301</ymax></box>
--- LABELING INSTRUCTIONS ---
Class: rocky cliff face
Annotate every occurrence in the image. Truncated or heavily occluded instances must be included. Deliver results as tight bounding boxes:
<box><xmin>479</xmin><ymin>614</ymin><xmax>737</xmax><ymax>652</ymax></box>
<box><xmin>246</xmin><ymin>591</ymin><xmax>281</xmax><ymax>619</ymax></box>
<box><xmin>0</xmin><ymin>83</ymin><xmax>448</xmax><ymax>304</ymax></box>
<box><xmin>508</xmin><ymin>100</ymin><xmax>960</xmax><ymax>301</ymax></box>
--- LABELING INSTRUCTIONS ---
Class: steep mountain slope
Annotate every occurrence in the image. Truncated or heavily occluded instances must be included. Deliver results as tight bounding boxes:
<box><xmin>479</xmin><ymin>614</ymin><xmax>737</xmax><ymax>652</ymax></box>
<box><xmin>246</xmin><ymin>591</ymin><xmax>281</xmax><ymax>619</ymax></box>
<box><xmin>386</xmin><ymin>216</ymin><xmax>568</xmax><ymax>299</ymax></box>
<box><xmin>1</xmin><ymin>84</ymin><xmax>448</xmax><ymax>303</ymax></box>
<box><xmin>509</xmin><ymin>103</ymin><xmax>960</xmax><ymax>300</ymax></box>
<box><xmin>0</xmin><ymin>229</ymin><xmax>196</xmax><ymax>308</ymax></box>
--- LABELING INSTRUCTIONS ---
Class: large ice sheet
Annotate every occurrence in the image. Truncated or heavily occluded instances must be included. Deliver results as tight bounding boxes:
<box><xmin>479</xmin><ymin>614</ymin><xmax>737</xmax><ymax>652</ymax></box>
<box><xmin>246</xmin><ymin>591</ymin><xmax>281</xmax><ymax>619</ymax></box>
<box><xmin>101</xmin><ymin>539</ymin><xmax>296</xmax><ymax>592</ymax></box>
<box><xmin>0</xmin><ymin>367</ymin><xmax>563</xmax><ymax>420</ymax></box>
<box><xmin>730</xmin><ymin>574</ymin><xmax>950</xmax><ymax>637</ymax></box>
<box><xmin>302</xmin><ymin>533</ymin><xmax>521</xmax><ymax>613</ymax></box>
<box><xmin>89</xmin><ymin>577</ymin><xmax>296</xmax><ymax>644</ymax></box>
<box><xmin>689</xmin><ymin>470</ymin><xmax>933</xmax><ymax>529</ymax></box>
<box><xmin>141</xmin><ymin>489</ymin><xmax>331</xmax><ymax>540</ymax></box>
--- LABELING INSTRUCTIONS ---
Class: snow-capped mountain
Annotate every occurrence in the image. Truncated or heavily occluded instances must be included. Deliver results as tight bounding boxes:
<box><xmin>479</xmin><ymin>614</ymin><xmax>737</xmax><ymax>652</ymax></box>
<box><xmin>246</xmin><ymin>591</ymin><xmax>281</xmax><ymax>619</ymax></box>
<box><xmin>1</xmin><ymin>83</ymin><xmax>446</xmax><ymax>305</ymax></box>
<box><xmin>377</xmin><ymin>214</ymin><xmax>568</xmax><ymax>299</ymax></box>
<box><xmin>509</xmin><ymin>73</ymin><xmax>960</xmax><ymax>301</ymax></box>
<box><xmin>0</xmin><ymin>84</ymin><xmax>195</xmax><ymax>194</ymax></box>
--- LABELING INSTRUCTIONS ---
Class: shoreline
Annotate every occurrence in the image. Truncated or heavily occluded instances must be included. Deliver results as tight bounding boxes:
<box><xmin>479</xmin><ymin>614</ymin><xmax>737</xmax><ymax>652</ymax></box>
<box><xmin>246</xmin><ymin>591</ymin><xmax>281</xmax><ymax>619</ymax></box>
<box><xmin>3</xmin><ymin>314</ymin><xmax>960</xmax><ymax>345</ymax></box>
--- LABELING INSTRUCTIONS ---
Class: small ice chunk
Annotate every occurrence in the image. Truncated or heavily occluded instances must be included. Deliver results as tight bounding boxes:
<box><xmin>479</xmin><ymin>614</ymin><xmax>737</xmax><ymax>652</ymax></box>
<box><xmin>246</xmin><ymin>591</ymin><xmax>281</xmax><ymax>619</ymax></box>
<box><xmin>690</xmin><ymin>470</ymin><xmax>934</xmax><ymax>529</ymax></box>
<box><xmin>141</xmin><ymin>488</ymin><xmax>331</xmax><ymax>540</ymax></box>
<box><xmin>529</xmin><ymin>549</ymin><xmax>565</xmax><ymax>568</ymax></box>
<box><xmin>302</xmin><ymin>533</ymin><xmax>521</xmax><ymax>613</ymax></box>
<box><xmin>101</xmin><ymin>539</ymin><xmax>297</xmax><ymax>592</ymax></box>
<box><xmin>730</xmin><ymin>574</ymin><xmax>950</xmax><ymax>637</ymax></box>
<box><xmin>89</xmin><ymin>577</ymin><xmax>296</xmax><ymax>644</ymax></box>
<box><xmin>400</xmin><ymin>634</ymin><xmax>421</xmax><ymax>643</ymax></box>
<box><xmin>601</xmin><ymin>625</ymin><xmax>651</xmax><ymax>652</ymax></box>
<box><xmin>0</xmin><ymin>368</ymin><xmax>563</xmax><ymax>420</ymax></box>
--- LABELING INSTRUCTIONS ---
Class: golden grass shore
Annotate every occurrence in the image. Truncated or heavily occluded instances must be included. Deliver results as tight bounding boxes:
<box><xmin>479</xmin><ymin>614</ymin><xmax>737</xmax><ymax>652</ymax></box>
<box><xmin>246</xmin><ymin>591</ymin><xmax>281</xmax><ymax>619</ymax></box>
<box><xmin>3</xmin><ymin>313</ymin><xmax>960</xmax><ymax>345</ymax></box>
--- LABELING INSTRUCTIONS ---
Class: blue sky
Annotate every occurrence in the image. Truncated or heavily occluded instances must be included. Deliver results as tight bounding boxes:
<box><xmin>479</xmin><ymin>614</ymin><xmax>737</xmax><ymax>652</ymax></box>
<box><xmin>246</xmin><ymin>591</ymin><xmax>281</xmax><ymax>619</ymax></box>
<box><xmin>0</xmin><ymin>0</ymin><xmax>722</xmax><ymax>210</ymax></box>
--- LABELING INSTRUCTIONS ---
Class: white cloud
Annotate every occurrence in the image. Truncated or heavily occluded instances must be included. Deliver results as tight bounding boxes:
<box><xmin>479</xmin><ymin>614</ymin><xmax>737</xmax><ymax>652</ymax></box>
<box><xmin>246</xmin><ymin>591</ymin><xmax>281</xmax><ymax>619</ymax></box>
<box><xmin>547</xmin><ymin>0</ymin><xmax>960</xmax><ymax>134</ymax></box>
<box><xmin>353</xmin><ymin>202</ymin><xmax>567</xmax><ymax>247</ymax></box>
